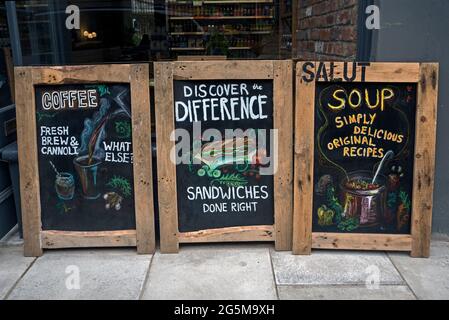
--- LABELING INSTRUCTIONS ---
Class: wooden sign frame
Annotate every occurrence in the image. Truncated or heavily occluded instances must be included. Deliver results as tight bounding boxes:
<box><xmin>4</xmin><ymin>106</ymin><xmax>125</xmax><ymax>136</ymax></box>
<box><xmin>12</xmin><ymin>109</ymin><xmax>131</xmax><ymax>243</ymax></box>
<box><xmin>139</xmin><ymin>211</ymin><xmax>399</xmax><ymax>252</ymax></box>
<box><xmin>293</xmin><ymin>62</ymin><xmax>439</xmax><ymax>258</ymax></box>
<box><xmin>15</xmin><ymin>64</ymin><xmax>155</xmax><ymax>256</ymax></box>
<box><xmin>155</xmin><ymin>60</ymin><xmax>293</xmax><ymax>253</ymax></box>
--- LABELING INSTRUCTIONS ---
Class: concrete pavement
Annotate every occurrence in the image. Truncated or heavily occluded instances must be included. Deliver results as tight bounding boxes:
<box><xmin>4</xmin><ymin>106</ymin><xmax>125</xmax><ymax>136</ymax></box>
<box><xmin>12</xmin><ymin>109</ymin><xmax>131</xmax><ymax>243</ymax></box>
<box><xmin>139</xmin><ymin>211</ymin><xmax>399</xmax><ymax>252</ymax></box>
<box><xmin>1</xmin><ymin>233</ymin><xmax>448</xmax><ymax>300</ymax></box>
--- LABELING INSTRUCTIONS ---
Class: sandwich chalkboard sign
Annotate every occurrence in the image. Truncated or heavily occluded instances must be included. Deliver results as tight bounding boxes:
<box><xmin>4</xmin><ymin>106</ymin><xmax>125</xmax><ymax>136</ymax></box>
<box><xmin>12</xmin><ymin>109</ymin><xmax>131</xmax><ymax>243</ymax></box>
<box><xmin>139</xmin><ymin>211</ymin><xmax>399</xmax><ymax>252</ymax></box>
<box><xmin>293</xmin><ymin>62</ymin><xmax>439</xmax><ymax>257</ymax></box>
<box><xmin>15</xmin><ymin>65</ymin><xmax>154</xmax><ymax>256</ymax></box>
<box><xmin>155</xmin><ymin>61</ymin><xmax>293</xmax><ymax>253</ymax></box>
<box><xmin>174</xmin><ymin>80</ymin><xmax>275</xmax><ymax>232</ymax></box>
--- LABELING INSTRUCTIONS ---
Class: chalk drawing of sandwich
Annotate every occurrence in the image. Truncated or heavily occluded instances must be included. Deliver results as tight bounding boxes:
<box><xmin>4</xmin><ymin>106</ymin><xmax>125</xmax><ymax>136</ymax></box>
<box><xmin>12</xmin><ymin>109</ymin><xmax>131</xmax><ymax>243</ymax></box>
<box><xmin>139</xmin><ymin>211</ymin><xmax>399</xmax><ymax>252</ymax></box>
<box><xmin>193</xmin><ymin>137</ymin><xmax>258</xmax><ymax>178</ymax></box>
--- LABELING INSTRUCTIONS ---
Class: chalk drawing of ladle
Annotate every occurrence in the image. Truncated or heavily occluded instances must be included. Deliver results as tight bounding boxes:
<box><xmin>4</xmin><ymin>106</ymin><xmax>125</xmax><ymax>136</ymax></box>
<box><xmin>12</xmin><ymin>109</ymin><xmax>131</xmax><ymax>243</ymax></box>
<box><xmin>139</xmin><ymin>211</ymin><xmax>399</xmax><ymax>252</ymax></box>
<box><xmin>371</xmin><ymin>150</ymin><xmax>395</xmax><ymax>185</ymax></box>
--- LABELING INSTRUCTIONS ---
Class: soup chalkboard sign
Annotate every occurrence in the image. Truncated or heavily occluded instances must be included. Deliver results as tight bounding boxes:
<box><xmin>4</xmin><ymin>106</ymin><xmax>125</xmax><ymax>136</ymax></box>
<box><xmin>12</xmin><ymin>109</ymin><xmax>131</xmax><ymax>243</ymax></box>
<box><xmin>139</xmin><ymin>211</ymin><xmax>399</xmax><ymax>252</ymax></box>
<box><xmin>313</xmin><ymin>82</ymin><xmax>416</xmax><ymax>235</ymax></box>
<box><xmin>15</xmin><ymin>65</ymin><xmax>154</xmax><ymax>256</ymax></box>
<box><xmin>293</xmin><ymin>62</ymin><xmax>439</xmax><ymax>257</ymax></box>
<box><xmin>155</xmin><ymin>61</ymin><xmax>293</xmax><ymax>253</ymax></box>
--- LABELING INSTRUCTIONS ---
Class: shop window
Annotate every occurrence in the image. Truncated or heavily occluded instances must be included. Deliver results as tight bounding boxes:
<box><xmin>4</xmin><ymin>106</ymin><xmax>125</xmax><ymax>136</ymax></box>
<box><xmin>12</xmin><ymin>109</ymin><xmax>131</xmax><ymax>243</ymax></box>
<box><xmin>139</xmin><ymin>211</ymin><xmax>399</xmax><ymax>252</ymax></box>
<box><xmin>8</xmin><ymin>0</ymin><xmax>294</xmax><ymax>65</ymax></box>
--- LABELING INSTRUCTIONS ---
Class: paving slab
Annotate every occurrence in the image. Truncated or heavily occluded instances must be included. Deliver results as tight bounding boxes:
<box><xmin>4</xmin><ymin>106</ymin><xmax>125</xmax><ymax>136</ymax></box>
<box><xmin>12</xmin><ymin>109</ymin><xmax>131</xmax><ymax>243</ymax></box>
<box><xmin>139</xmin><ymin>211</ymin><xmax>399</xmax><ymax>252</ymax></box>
<box><xmin>7</xmin><ymin>249</ymin><xmax>152</xmax><ymax>300</ymax></box>
<box><xmin>142</xmin><ymin>244</ymin><xmax>276</xmax><ymax>300</ymax></box>
<box><xmin>389</xmin><ymin>241</ymin><xmax>449</xmax><ymax>300</ymax></box>
<box><xmin>0</xmin><ymin>246</ymin><xmax>35</xmax><ymax>299</ymax></box>
<box><xmin>278</xmin><ymin>285</ymin><xmax>416</xmax><ymax>300</ymax></box>
<box><xmin>271</xmin><ymin>250</ymin><xmax>404</xmax><ymax>286</ymax></box>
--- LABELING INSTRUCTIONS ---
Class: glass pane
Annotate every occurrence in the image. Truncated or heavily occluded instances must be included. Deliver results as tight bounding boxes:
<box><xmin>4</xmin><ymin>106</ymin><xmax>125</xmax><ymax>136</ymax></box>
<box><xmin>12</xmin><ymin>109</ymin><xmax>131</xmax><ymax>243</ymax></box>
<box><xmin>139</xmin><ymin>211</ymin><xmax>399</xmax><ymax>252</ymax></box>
<box><xmin>15</xmin><ymin>0</ymin><xmax>59</xmax><ymax>65</ymax></box>
<box><xmin>0</xmin><ymin>3</ymin><xmax>10</xmax><ymax>48</ymax></box>
<box><xmin>167</xmin><ymin>0</ymin><xmax>279</xmax><ymax>59</ymax></box>
<box><xmin>1</xmin><ymin>2</ymin><xmax>12</xmax><ymax>108</ymax></box>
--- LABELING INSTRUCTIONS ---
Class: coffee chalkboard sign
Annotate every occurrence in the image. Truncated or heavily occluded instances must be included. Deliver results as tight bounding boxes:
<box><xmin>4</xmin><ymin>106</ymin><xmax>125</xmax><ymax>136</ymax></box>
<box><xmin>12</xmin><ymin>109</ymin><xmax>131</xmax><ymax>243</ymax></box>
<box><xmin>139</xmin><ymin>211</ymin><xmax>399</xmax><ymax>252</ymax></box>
<box><xmin>35</xmin><ymin>84</ymin><xmax>135</xmax><ymax>231</ymax></box>
<box><xmin>15</xmin><ymin>65</ymin><xmax>154</xmax><ymax>256</ymax></box>
<box><xmin>155</xmin><ymin>61</ymin><xmax>293</xmax><ymax>253</ymax></box>
<box><xmin>293</xmin><ymin>62</ymin><xmax>439</xmax><ymax>257</ymax></box>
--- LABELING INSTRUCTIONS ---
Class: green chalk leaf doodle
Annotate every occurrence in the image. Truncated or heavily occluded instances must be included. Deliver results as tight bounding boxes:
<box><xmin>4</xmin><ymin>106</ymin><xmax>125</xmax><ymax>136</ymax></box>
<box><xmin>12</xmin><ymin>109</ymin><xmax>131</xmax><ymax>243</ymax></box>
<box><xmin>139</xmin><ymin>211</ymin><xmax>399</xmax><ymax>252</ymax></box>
<box><xmin>325</xmin><ymin>185</ymin><xmax>343</xmax><ymax>224</ymax></box>
<box><xmin>86</xmin><ymin>84</ymin><xmax>110</xmax><ymax>97</ymax></box>
<box><xmin>56</xmin><ymin>201</ymin><xmax>72</xmax><ymax>214</ymax></box>
<box><xmin>337</xmin><ymin>216</ymin><xmax>359</xmax><ymax>231</ymax></box>
<box><xmin>36</xmin><ymin>112</ymin><xmax>56</xmax><ymax>122</ymax></box>
<box><xmin>115</xmin><ymin>120</ymin><xmax>131</xmax><ymax>139</ymax></box>
<box><xmin>211</xmin><ymin>173</ymin><xmax>247</xmax><ymax>187</ymax></box>
<box><xmin>387</xmin><ymin>192</ymin><xmax>398</xmax><ymax>209</ymax></box>
<box><xmin>399</xmin><ymin>190</ymin><xmax>411</xmax><ymax>210</ymax></box>
<box><xmin>106</xmin><ymin>175</ymin><xmax>132</xmax><ymax>198</ymax></box>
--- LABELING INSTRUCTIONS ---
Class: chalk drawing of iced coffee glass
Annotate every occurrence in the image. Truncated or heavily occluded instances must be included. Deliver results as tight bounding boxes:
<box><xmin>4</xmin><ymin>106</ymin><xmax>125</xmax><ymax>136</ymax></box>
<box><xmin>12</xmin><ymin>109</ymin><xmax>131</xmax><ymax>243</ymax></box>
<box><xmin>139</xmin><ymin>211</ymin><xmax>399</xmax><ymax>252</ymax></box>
<box><xmin>49</xmin><ymin>161</ymin><xmax>75</xmax><ymax>200</ymax></box>
<box><xmin>74</xmin><ymin>155</ymin><xmax>102</xmax><ymax>199</ymax></box>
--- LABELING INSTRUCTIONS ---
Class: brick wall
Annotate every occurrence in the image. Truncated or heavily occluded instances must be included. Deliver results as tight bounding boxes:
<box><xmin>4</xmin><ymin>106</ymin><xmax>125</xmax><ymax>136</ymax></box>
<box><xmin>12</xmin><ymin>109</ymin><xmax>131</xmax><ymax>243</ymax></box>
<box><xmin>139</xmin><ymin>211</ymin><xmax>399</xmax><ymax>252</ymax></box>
<box><xmin>296</xmin><ymin>0</ymin><xmax>359</xmax><ymax>60</ymax></box>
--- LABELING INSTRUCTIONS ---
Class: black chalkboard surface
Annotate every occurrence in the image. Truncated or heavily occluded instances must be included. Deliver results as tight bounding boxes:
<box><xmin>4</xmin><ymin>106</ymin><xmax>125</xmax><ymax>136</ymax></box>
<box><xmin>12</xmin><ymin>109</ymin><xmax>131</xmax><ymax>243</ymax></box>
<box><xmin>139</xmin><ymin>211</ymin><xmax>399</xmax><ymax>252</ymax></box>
<box><xmin>35</xmin><ymin>84</ymin><xmax>136</xmax><ymax>231</ymax></box>
<box><xmin>174</xmin><ymin>80</ymin><xmax>274</xmax><ymax>232</ymax></box>
<box><xmin>313</xmin><ymin>82</ymin><xmax>417</xmax><ymax>234</ymax></box>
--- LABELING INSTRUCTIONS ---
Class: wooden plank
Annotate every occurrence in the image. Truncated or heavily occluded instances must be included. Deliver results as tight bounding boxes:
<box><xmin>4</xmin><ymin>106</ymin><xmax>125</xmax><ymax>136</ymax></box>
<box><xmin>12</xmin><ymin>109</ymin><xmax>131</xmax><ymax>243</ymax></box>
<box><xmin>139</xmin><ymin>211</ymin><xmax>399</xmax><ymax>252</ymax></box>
<box><xmin>177</xmin><ymin>55</ymin><xmax>227</xmax><ymax>61</ymax></box>
<box><xmin>312</xmin><ymin>62</ymin><xmax>420</xmax><ymax>83</ymax></box>
<box><xmin>292</xmin><ymin>61</ymin><xmax>315</xmax><ymax>255</ymax></box>
<box><xmin>29</xmin><ymin>64</ymin><xmax>133</xmax><ymax>84</ymax></box>
<box><xmin>411</xmin><ymin>63</ymin><xmax>439</xmax><ymax>258</ymax></box>
<box><xmin>130</xmin><ymin>64</ymin><xmax>155</xmax><ymax>254</ymax></box>
<box><xmin>3</xmin><ymin>48</ymin><xmax>15</xmax><ymax>103</ymax></box>
<box><xmin>172</xmin><ymin>60</ymin><xmax>274</xmax><ymax>80</ymax></box>
<box><xmin>42</xmin><ymin>230</ymin><xmax>137</xmax><ymax>249</ymax></box>
<box><xmin>273</xmin><ymin>60</ymin><xmax>293</xmax><ymax>251</ymax></box>
<box><xmin>179</xmin><ymin>226</ymin><xmax>274</xmax><ymax>243</ymax></box>
<box><xmin>313</xmin><ymin>233</ymin><xmax>412</xmax><ymax>251</ymax></box>
<box><xmin>14</xmin><ymin>67</ymin><xmax>43</xmax><ymax>257</ymax></box>
<box><xmin>155</xmin><ymin>62</ymin><xmax>179</xmax><ymax>253</ymax></box>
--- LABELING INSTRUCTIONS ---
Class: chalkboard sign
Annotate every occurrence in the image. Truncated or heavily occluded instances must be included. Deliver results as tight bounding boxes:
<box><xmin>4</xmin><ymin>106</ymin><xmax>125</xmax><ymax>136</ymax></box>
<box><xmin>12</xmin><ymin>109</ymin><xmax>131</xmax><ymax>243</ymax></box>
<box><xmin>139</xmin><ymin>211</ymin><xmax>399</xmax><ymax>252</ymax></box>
<box><xmin>174</xmin><ymin>80</ymin><xmax>274</xmax><ymax>232</ymax></box>
<box><xmin>35</xmin><ymin>84</ymin><xmax>135</xmax><ymax>231</ymax></box>
<box><xmin>15</xmin><ymin>65</ymin><xmax>154</xmax><ymax>256</ymax></box>
<box><xmin>293</xmin><ymin>62</ymin><xmax>439</xmax><ymax>257</ymax></box>
<box><xmin>313</xmin><ymin>82</ymin><xmax>416</xmax><ymax>235</ymax></box>
<box><xmin>155</xmin><ymin>61</ymin><xmax>293</xmax><ymax>253</ymax></box>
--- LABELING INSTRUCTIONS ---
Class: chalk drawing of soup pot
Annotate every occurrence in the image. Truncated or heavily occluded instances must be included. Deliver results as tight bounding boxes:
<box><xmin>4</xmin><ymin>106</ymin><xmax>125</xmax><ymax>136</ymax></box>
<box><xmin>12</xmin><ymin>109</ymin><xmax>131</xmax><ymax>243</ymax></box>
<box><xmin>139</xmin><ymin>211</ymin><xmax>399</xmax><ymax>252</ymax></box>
<box><xmin>193</xmin><ymin>137</ymin><xmax>258</xmax><ymax>178</ymax></box>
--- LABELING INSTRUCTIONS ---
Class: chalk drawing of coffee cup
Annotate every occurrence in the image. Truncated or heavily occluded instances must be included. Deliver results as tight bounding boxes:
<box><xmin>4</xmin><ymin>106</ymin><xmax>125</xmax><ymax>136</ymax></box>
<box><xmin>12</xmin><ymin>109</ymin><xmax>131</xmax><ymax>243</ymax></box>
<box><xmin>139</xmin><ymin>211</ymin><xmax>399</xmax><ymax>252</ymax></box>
<box><xmin>55</xmin><ymin>172</ymin><xmax>75</xmax><ymax>200</ymax></box>
<box><xmin>73</xmin><ymin>155</ymin><xmax>102</xmax><ymax>199</ymax></box>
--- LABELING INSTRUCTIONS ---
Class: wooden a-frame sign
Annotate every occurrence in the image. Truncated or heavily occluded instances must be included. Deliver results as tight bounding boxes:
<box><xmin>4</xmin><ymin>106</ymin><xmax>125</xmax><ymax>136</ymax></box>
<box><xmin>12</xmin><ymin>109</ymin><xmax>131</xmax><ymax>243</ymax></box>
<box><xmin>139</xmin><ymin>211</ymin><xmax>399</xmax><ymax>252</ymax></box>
<box><xmin>15</xmin><ymin>64</ymin><xmax>155</xmax><ymax>256</ymax></box>
<box><xmin>155</xmin><ymin>60</ymin><xmax>293</xmax><ymax>253</ymax></box>
<box><xmin>293</xmin><ymin>61</ymin><xmax>439</xmax><ymax>257</ymax></box>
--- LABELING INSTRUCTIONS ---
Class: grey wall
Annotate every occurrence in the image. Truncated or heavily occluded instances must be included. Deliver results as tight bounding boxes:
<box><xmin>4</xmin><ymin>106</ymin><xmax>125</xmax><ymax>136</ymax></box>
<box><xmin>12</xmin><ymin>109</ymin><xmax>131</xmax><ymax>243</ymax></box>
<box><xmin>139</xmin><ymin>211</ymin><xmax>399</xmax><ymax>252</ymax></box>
<box><xmin>369</xmin><ymin>0</ymin><xmax>449</xmax><ymax>234</ymax></box>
